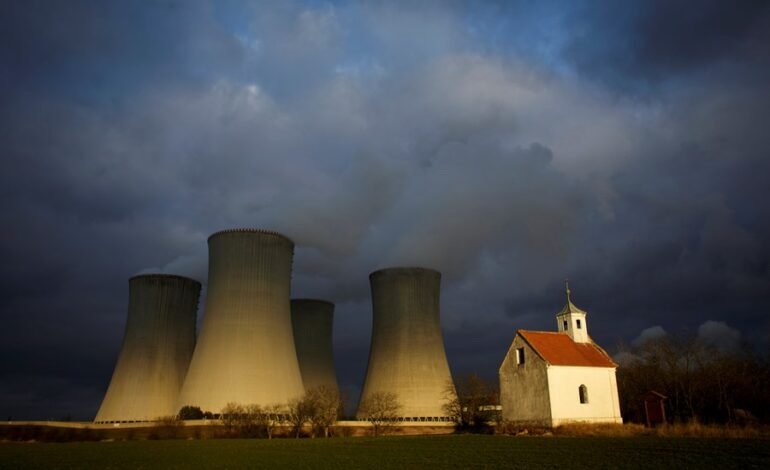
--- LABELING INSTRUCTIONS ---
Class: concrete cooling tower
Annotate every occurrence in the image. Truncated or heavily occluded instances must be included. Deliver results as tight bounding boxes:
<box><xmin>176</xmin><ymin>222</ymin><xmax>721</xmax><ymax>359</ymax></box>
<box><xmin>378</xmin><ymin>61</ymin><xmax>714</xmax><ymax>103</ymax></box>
<box><xmin>291</xmin><ymin>299</ymin><xmax>339</xmax><ymax>393</ymax></box>
<box><xmin>95</xmin><ymin>274</ymin><xmax>201</xmax><ymax>423</ymax></box>
<box><xmin>357</xmin><ymin>267</ymin><xmax>457</xmax><ymax>419</ymax></box>
<box><xmin>176</xmin><ymin>229</ymin><xmax>304</xmax><ymax>413</ymax></box>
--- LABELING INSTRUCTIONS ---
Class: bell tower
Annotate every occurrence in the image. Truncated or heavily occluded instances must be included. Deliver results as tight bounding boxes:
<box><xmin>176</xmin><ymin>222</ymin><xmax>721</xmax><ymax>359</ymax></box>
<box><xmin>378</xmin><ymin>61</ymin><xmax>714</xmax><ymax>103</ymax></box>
<box><xmin>556</xmin><ymin>280</ymin><xmax>589</xmax><ymax>343</ymax></box>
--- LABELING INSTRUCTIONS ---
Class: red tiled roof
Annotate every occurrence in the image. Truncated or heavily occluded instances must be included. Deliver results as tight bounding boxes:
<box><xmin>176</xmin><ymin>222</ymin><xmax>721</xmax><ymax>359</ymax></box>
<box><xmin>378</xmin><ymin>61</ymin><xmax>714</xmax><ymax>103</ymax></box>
<box><xmin>519</xmin><ymin>330</ymin><xmax>617</xmax><ymax>368</ymax></box>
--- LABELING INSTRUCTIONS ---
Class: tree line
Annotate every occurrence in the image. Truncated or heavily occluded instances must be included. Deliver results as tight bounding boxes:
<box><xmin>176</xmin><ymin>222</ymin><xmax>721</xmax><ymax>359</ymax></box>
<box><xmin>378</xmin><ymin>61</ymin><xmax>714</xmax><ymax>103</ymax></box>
<box><xmin>178</xmin><ymin>386</ymin><xmax>404</xmax><ymax>438</ymax></box>
<box><xmin>617</xmin><ymin>333</ymin><xmax>770</xmax><ymax>425</ymax></box>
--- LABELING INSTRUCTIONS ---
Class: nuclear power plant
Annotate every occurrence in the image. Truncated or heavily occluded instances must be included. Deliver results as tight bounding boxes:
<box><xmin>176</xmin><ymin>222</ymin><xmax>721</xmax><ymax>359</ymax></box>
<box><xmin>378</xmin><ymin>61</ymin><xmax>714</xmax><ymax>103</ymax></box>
<box><xmin>291</xmin><ymin>299</ymin><xmax>339</xmax><ymax>393</ymax></box>
<box><xmin>176</xmin><ymin>229</ymin><xmax>305</xmax><ymax>413</ymax></box>
<box><xmin>357</xmin><ymin>267</ymin><xmax>456</xmax><ymax>420</ymax></box>
<box><xmin>96</xmin><ymin>229</ymin><xmax>460</xmax><ymax>424</ymax></box>
<box><xmin>95</xmin><ymin>274</ymin><xmax>200</xmax><ymax>423</ymax></box>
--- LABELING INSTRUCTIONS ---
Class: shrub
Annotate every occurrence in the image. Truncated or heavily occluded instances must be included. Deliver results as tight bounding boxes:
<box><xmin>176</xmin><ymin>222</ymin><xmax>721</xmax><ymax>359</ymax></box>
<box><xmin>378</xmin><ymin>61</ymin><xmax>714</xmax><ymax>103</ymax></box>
<box><xmin>150</xmin><ymin>415</ymin><xmax>185</xmax><ymax>439</ymax></box>
<box><xmin>178</xmin><ymin>405</ymin><xmax>204</xmax><ymax>420</ymax></box>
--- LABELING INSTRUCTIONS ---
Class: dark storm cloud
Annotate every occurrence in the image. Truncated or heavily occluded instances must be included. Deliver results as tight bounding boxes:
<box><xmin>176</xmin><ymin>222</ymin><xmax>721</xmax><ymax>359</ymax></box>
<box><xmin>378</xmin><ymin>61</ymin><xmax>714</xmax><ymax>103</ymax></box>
<box><xmin>1</xmin><ymin>1</ymin><xmax>769</xmax><ymax>419</ymax></box>
<box><xmin>0</xmin><ymin>0</ymin><xmax>243</xmax><ymax>99</ymax></box>
<box><xmin>503</xmin><ymin>78</ymin><xmax>770</xmax><ymax>342</ymax></box>
<box><xmin>562</xmin><ymin>0</ymin><xmax>770</xmax><ymax>90</ymax></box>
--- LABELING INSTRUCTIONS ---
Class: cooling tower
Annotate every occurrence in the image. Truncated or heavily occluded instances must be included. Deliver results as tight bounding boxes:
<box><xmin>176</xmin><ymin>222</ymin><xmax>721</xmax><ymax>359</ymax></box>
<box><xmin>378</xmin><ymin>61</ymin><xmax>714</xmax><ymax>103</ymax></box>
<box><xmin>176</xmin><ymin>229</ymin><xmax>304</xmax><ymax>413</ymax></box>
<box><xmin>95</xmin><ymin>274</ymin><xmax>200</xmax><ymax>423</ymax></box>
<box><xmin>357</xmin><ymin>267</ymin><xmax>457</xmax><ymax>419</ymax></box>
<box><xmin>291</xmin><ymin>299</ymin><xmax>339</xmax><ymax>393</ymax></box>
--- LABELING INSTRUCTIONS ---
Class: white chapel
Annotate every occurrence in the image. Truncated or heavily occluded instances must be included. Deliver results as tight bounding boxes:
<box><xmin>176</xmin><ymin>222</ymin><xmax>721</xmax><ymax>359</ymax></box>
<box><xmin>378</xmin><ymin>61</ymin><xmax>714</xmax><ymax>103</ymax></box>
<box><xmin>499</xmin><ymin>283</ymin><xmax>622</xmax><ymax>427</ymax></box>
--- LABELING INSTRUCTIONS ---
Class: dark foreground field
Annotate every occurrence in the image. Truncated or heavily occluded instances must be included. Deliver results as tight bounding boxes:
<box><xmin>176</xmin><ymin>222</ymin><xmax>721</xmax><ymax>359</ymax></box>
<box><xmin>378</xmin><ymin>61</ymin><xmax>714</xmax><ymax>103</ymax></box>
<box><xmin>1</xmin><ymin>434</ymin><xmax>768</xmax><ymax>469</ymax></box>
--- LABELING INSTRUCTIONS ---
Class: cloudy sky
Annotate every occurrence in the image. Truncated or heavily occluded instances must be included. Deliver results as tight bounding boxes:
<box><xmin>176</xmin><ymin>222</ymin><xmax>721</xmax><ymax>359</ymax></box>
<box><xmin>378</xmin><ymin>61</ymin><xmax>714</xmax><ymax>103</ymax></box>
<box><xmin>2</xmin><ymin>0</ymin><xmax>769</xmax><ymax>420</ymax></box>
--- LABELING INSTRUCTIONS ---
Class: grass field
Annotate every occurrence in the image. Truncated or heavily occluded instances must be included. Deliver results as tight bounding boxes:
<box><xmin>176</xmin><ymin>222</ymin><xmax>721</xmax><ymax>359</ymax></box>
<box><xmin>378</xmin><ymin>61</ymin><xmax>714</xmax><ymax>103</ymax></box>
<box><xmin>1</xmin><ymin>434</ymin><xmax>768</xmax><ymax>469</ymax></box>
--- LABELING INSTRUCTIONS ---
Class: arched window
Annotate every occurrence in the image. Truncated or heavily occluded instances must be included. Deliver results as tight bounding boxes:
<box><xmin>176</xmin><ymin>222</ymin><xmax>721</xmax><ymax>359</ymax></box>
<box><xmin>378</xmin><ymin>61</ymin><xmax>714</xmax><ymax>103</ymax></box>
<box><xmin>579</xmin><ymin>385</ymin><xmax>589</xmax><ymax>404</ymax></box>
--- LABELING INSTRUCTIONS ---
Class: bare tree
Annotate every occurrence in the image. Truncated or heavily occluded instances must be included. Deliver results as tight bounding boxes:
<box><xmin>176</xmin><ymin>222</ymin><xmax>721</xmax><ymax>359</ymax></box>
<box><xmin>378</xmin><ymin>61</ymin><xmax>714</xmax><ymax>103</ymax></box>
<box><xmin>443</xmin><ymin>374</ymin><xmax>497</xmax><ymax>429</ymax></box>
<box><xmin>442</xmin><ymin>379</ymin><xmax>462</xmax><ymax>426</ymax></box>
<box><xmin>253</xmin><ymin>404</ymin><xmax>283</xmax><ymax>439</ymax></box>
<box><xmin>243</xmin><ymin>404</ymin><xmax>263</xmax><ymax>437</ymax></box>
<box><xmin>220</xmin><ymin>402</ymin><xmax>246</xmax><ymax>436</ymax></box>
<box><xmin>287</xmin><ymin>396</ymin><xmax>315</xmax><ymax>438</ymax></box>
<box><xmin>358</xmin><ymin>391</ymin><xmax>402</xmax><ymax>437</ymax></box>
<box><xmin>306</xmin><ymin>385</ymin><xmax>342</xmax><ymax>438</ymax></box>
<box><xmin>220</xmin><ymin>403</ymin><xmax>286</xmax><ymax>438</ymax></box>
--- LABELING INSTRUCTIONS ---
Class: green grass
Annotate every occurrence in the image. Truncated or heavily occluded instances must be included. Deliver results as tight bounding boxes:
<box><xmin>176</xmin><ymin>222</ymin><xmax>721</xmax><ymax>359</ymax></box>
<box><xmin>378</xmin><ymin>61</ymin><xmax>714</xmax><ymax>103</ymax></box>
<box><xmin>1</xmin><ymin>435</ymin><xmax>768</xmax><ymax>469</ymax></box>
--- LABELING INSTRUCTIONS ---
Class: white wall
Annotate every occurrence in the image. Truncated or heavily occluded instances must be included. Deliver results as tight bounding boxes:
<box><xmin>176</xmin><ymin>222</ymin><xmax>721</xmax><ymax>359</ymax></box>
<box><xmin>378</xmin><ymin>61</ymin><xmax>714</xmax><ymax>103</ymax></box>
<box><xmin>546</xmin><ymin>366</ymin><xmax>622</xmax><ymax>425</ymax></box>
<box><xmin>499</xmin><ymin>335</ymin><xmax>552</xmax><ymax>425</ymax></box>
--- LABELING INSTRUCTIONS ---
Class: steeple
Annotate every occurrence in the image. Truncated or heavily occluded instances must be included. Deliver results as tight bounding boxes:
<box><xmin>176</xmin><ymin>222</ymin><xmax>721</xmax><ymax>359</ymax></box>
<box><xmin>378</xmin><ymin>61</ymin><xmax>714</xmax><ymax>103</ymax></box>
<box><xmin>558</xmin><ymin>279</ymin><xmax>586</xmax><ymax>316</ymax></box>
<box><xmin>556</xmin><ymin>279</ymin><xmax>589</xmax><ymax>343</ymax></box>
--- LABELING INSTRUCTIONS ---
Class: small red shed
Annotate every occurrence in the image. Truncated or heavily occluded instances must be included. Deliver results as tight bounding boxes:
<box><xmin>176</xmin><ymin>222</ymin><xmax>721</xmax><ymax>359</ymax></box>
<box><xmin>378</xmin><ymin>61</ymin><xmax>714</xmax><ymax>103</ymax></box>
<box><xmin>642</xmin><ymin>390</ymin><xmax>667</xmax><ymax>427</ymax></box>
